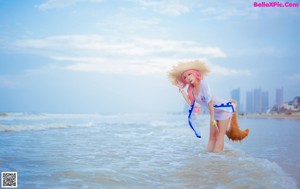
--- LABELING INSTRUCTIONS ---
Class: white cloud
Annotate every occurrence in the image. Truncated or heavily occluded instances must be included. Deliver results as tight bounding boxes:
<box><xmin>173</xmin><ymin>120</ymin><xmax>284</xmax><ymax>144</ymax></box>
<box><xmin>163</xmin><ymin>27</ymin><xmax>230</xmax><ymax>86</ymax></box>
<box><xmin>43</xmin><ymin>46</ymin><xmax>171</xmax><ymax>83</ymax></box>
<box><xmin>136</xmin><ymin>0</ymin><xmax>190</xmax><ymax>16</ymax></box>
<box><xmin>36</xmin><ymin>0</ymin><xmax>105</xmax><ymax>10</ymax></box>
<box><xmin>11</xmin><ymin>35</ymin><xmax>239</xmax><ymax>76</ymax></box>
<box><xmin>96</xmin><ymin>16</ymin><xmax>166</xmax><ymax>37</ymax></box>
<box><xmin>209</xmin><ymin>64</ymin><xmax>252</xmax><ymax>76</ymax></box>
<box><xmin>58</xmin><ymin>56</ymin><xmax>180</xmax><ymax>75</ymax></box>
<box><xmin>0</xmin><ymin>76</ymin><xmax>17</xmax><ymax>88</ymax></box>
<box><xmin>289</xmin><ymin>74</ymin><xmax>300</xmax><ymax>81</ymax></box>
<box><xmin>232</xmin><ymin>47</ymin><xmax>278</xmax><ymax>57</ymax></box>
<box><xmin>136</xmin><ymin>0</ymin><xmax>298</xmax><ymax>20</ymax></box>
<box><xmin>135</xmin><ymin>0</ymin><xmax>260</xmax><ymax>19</ymax></box>
<box><xmin>200</xmin><ymin>6</ymin><xmax>251</xmax><ymax>20</ymax></box>
<box><xmin>66</xmin><ymin>60</ymin><xmax>170</xmax><ymax>75</ymax></box>
<box><xmin>14</xmin><ymin>35</ymin><xmax>226</xmax><ymax>58</ymax></box>
<box><xmin>64</xmin><ymin>58</ymin><xmax>251</xmax><ymax>77</ymax></box>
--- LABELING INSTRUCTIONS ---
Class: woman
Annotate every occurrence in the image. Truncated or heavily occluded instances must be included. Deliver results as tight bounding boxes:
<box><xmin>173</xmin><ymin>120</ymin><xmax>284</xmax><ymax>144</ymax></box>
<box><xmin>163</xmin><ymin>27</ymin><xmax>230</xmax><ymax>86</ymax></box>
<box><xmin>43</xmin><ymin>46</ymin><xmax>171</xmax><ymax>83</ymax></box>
<box><xmin>168</xmin><ymin>60</ymin><xmax>249</xmax><ymax>153</ymax></box>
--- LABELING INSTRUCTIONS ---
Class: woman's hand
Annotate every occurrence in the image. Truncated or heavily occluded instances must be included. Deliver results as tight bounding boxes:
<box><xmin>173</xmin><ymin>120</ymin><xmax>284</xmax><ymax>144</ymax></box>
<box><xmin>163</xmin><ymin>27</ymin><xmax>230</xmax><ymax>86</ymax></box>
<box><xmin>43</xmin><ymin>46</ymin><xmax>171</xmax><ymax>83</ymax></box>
<box><xmin>176</xmin><ymin>80</ymin><xmax>191</xmax><ymax>105</ymax></box>
<box><xmin>176</xmin><ymin>80</ymin><xmax>184</xmax><ymax>93</ymax></box>
<box><xmin>208</xmin><ymin>100</ymin><xmax>217</xmax><ymax>131</ymax></box>
<box><xmin>211</xmin><ymin>119</ymin><xmax>219</xmax><ymax>132</ymax></box>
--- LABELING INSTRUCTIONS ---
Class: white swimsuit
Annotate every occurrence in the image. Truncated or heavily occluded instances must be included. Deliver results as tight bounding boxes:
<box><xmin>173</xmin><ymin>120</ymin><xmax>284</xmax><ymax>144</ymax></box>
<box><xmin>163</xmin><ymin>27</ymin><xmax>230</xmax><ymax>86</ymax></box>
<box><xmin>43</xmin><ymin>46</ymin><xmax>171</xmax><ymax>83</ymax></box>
<box><xmin>194</xmin><ymin>79</ymin><xmax>235</xmax><ymax>120</ymax></box>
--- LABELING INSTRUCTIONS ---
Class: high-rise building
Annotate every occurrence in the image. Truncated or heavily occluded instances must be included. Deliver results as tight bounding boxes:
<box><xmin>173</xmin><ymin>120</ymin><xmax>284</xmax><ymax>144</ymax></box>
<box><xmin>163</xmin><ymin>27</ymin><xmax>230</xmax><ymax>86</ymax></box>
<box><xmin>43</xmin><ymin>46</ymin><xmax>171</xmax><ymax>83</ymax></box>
<box><xmin>253</xmin><ymin>88</ymin><xmax>262</xmax><ymax>113</ymax></box>
<box><xmin>262</xmin><ymin>91</ymin><xmax>269</xmax><ymax>113</ymax></box>
<box><xmin>247</xmin><ymin>88</ymin><xmax>269</xmax><ymax>113</ymax></box>
<box><xmin>246</xmin><ymin>91</ymin><xmax>254</xmax><ymax>113</ymax></box>
<box><xmin>231</xmin><ymin>88</ymin><xmax>240</xmax><ymax>110</ymax></box>
<box><xmin>276</xmin><ymin>87</ymin><xmax>284</xmax><ymax>106</ymax></box>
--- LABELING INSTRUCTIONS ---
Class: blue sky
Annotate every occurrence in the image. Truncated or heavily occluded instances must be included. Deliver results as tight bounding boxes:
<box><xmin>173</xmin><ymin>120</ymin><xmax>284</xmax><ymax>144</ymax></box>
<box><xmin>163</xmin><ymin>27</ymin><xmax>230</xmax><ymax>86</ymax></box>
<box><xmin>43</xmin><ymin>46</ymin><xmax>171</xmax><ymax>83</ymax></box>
<box><xmin>0</xmin><ymin>0</ymin><xmax>299</xmax><ymax>113</ymax></box>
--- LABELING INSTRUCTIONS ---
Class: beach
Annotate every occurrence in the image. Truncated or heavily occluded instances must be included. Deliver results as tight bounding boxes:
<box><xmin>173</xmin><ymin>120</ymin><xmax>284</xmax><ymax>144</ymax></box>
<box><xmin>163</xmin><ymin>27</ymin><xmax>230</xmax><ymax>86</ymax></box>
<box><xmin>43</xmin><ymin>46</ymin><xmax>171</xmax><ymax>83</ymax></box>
<box><xmin>0</xmin><ymin>113</ymin><xmax>299</xmax><ymax>188</ymax></box>
<box><xmin>243</xmin><ymin>112</ymin><xmax>300</xmax><ymax>119</ymax></box>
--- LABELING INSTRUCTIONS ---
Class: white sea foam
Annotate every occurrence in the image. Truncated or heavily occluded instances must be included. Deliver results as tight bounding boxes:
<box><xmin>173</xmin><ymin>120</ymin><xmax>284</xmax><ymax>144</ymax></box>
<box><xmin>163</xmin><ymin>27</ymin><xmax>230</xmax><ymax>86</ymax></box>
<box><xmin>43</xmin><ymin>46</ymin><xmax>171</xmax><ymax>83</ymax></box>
<box><xmin>0</xmin><ymin>122</ymin><xmax>95</xmax><ymax>132</ymax></box>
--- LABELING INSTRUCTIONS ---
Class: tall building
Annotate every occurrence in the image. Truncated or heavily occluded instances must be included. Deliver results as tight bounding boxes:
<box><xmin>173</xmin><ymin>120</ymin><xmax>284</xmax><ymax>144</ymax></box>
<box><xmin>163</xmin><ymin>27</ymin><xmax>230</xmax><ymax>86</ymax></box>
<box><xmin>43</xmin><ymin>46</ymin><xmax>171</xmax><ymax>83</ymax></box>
<box><xmin>276</xmin><ymin>87</ymin><xmax>284</xmax><ymax>106</ymax></box>
<box><xmin>247</xmin><ymin>88</ymin><xmax>269</xmax><ymax>113</ymax></box>
<box><xmin>231</xmin><ymin>88</ymin><xmax>241</xmax><ymax>110</ymax></box>
<box><xmin>253</xmin><ymin>88</ymin><xmax>262</xmax><ymax>113</ymax></box>
<box><xmin>262</xmin><ymin>91</ymin><xmax>269</xmax><ymax>112</ymax></box>
<box><xmin>246</xmin><ymin>91</ymin><xmax>254</xmax><ymax>113</ymax></box>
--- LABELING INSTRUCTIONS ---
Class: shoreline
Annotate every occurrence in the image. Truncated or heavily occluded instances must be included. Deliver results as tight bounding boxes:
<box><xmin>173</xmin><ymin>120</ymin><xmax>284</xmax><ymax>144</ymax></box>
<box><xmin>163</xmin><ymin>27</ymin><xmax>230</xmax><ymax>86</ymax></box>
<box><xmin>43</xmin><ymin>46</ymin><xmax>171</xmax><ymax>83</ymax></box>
<box><xmin>242</xmin><ymin>113</ymin><xmax>300</xmax><ymax>119</ymax></box>
<box><xmin>1</xmin><ymin>111</ymin><xmax>300</xmax><ymax>120</ymax></box>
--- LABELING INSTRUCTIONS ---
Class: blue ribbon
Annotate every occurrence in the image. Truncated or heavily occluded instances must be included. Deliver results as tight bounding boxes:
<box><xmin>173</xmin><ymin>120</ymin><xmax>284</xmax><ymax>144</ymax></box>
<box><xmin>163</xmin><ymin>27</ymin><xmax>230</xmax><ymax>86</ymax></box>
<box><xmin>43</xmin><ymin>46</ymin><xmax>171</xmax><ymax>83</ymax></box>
<box><xmin>188</xmin><ymin>102</ymin><xmax>201</xmax><ymax>138</ymax></box>
<box><xmin>213</xmin><ymin>102</ymin><xmax>235</xmax><ymax>112</ymax></box>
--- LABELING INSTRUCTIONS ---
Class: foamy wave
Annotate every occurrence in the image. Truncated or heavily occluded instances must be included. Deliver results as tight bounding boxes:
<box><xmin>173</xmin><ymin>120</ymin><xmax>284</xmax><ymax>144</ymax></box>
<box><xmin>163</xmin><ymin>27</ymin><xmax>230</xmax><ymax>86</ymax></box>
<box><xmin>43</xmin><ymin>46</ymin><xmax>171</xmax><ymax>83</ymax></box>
<box><xmin>0</xmin><ymin>112</ymin><xmax>185</xmax><ymax>132</ymax></box>
<box><xmin>0</xmin><ymin>122</ymin><xmax>94</xmax><ymax>132</ymax></box>
<box><xmin>0</xmin><ymin>112</ymin><xmax>104</xmax><ymax>121</ymax></box>
<box><xmin>0</xmin><ymin>112</ymin><xmax>188</xmax><ymax>122</ymax></box>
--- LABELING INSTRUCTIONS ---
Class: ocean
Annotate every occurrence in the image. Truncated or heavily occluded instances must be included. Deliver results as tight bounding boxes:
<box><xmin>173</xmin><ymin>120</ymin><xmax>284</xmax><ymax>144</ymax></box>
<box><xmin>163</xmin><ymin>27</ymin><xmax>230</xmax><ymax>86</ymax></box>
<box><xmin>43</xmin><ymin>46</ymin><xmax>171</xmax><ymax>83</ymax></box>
<box><xmin>0</xmin><ymin>113</ymin><xmax>299</xmax><ymax>189</ymax></box>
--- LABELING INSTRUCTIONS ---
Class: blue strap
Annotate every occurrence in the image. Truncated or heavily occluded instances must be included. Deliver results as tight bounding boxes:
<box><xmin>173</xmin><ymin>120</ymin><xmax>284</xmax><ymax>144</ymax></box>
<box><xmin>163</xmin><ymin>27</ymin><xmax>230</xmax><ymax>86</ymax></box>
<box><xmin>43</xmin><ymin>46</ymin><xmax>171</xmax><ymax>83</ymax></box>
<box><xmin>213</xmin><ymin>102</ymin><xmax>235</xmax><ymax>112</ymax></box>
<box><xmin>188</xmin><ymin>102</ymin><xmax>201</xmax><ymax>138</ymax></box>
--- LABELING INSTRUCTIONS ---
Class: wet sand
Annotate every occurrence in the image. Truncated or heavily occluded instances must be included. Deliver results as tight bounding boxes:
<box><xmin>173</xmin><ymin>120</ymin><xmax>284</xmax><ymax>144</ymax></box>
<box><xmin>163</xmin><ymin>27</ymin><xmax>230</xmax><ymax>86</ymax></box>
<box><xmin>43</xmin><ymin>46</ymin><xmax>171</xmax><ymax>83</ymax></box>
<box><xmin>243</xmin><ymin>113</ymin><xmax>300</xmax><ymax>119</ymax></box>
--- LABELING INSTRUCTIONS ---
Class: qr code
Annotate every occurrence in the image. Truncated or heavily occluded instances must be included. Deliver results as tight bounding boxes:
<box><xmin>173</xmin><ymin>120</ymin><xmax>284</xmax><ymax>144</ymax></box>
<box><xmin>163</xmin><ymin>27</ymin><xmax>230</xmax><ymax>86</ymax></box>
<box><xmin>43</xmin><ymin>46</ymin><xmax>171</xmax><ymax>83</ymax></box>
<box><xmin>1</xmin><ymin>172</ymin><xmax>17</xmax><ymax>188</ymax></box>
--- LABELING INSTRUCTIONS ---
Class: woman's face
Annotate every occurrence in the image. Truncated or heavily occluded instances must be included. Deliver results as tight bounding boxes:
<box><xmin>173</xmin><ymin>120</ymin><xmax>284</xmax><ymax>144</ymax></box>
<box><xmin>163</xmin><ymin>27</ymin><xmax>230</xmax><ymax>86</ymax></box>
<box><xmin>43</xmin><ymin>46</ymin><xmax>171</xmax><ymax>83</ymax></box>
<box><xmin>182</xmin><ymin>71</ymin><xmax>196</xmax><ymax>85</ymax></box>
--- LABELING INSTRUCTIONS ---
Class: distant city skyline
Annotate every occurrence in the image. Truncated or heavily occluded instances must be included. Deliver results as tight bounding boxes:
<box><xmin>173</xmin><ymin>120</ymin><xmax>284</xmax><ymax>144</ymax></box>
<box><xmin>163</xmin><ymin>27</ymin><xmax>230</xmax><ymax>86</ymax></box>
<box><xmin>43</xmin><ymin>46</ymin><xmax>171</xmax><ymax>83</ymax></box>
<box><xmin>231</xmin><ymin>87</ymin><xmax>295</xmax><ymax>113</ymax></box>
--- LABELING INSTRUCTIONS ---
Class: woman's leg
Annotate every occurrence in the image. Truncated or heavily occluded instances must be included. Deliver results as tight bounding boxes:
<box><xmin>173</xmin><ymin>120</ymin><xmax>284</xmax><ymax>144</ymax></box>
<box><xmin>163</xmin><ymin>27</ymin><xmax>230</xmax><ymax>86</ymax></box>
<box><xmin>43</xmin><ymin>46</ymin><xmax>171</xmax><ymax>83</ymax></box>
<box><xmin>214</xmin><ymin>118</ymin><xmax>230</xmax><ymax>153</ymax></box>
<box><xmin>207</xmin><ymin>122</ymin><xmax>218</xmax><ymax>152</ymax></box>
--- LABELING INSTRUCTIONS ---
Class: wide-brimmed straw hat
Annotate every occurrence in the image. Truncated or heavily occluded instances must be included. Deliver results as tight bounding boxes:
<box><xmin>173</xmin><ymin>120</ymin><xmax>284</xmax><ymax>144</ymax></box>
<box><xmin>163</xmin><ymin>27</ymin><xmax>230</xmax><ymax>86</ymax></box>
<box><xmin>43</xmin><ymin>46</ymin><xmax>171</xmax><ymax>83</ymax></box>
<box><xmin>168</xmin><ymin>60</ymin><xmax>210</xmax><ymax>85</ymax></box>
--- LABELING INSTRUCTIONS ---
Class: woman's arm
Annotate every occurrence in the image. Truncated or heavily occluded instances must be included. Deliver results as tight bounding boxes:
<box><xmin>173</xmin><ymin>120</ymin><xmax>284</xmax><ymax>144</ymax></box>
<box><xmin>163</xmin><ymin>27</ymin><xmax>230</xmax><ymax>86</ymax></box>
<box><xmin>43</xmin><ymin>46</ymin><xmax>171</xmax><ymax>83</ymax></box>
<box><xmin>179</xmin><ymin>88</ymin><xmax>192</xmax><ymax>105</ymax></box>
<box><xmin>208</xmin><ymin>100</ymin><xmax>214</xmax><ymax>120</ymax></box>
<box><xmin>208</xmin><ymin>99</ymin><xmax>218</xmax><ymax>131</ymax></box>
<box><xmin>176</xmin><ymin>81</ymin><xmax>192</xmax><ymax>105</ymax></box>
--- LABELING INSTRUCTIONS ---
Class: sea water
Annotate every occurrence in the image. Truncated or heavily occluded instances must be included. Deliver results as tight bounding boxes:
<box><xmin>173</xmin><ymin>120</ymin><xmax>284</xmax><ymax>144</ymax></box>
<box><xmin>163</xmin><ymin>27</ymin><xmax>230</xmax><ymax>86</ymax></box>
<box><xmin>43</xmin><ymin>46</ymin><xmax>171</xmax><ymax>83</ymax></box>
<box><xmin>0</xmin><ymin>113</ymin><xmax>298</xmax><ymax>189</ymax></box>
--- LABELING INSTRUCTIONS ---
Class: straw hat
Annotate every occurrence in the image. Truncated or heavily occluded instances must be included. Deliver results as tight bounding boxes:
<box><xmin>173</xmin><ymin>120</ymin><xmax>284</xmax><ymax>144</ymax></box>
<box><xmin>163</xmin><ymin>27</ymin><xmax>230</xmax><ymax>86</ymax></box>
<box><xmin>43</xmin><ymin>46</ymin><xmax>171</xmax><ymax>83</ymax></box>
<box><xmin>168</xmin><ymin>60</ymin><xmax>210</xmax><ymax>85</ymax></box>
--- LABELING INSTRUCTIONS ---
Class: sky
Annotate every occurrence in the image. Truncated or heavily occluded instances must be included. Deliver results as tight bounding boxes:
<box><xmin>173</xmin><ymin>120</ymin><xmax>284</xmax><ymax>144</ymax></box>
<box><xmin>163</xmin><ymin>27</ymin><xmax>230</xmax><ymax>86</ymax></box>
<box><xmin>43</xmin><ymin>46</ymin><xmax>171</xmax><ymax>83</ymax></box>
<box><xmin>0</xmin><ymin>0</ymin><xmax>299</xmax><ymax>114</ymax></box>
